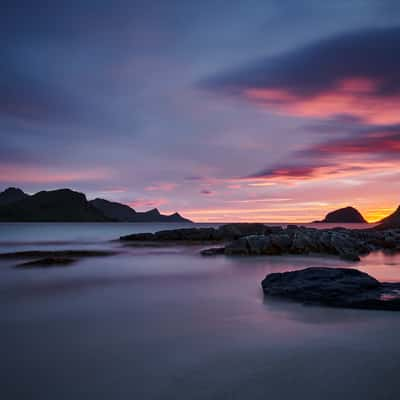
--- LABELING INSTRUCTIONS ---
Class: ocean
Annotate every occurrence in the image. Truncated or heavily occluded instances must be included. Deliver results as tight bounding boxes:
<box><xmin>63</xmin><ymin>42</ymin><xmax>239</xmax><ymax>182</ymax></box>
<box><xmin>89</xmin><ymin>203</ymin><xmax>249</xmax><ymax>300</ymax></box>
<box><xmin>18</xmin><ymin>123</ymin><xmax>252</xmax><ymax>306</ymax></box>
<box><xmin>1</xmin><ymin>222</ymin><xmax>400</xmax><ymax>399</ymax></box>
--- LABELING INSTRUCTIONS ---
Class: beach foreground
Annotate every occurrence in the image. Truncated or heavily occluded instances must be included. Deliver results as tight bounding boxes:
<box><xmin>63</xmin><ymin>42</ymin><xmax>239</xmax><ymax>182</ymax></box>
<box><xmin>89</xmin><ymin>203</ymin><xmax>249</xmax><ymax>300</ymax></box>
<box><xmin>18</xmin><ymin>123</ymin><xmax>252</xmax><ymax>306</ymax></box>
<box><xmin>1</xmin><ymin>223</ymin><xmax>400</xmax><ymax>399</ymax></box>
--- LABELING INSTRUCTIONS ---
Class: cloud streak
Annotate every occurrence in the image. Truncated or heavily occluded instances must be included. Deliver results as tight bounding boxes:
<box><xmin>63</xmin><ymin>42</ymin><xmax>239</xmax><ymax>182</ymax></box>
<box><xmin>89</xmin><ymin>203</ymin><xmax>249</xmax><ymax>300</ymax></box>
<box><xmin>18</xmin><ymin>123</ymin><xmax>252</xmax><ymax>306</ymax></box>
<box><xmin>0</xmin><ymin>164</ymin><xmax>113</xmax><ymax>184</ymax></box>
<box><xmin>247</xmin><ymin>125</ymin><xmax>400</xmax><ymax>182</ymax></box>
<box><xmin>205</xmin><ymin>26</ymin><xmax>400</xmax><ymax>184</ymax></box>
<box><xmin>205</xmin><ymin>27</ymin><xmax>400</xmax><ymax>124</ymax></box>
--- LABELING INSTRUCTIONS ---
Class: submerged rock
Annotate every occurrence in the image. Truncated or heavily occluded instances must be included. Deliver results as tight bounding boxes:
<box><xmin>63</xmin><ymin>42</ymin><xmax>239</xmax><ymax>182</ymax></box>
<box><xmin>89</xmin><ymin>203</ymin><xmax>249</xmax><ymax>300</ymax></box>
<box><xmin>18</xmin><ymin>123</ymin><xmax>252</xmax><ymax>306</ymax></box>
<box><xmin>262</xmin><ymin>267</ymin><xmax>400</xmax><ymax>310</ymax></box>
<box><xmin>16</xmin><ymin>257</ymin><xmax>77</xmax><ymax>268</ymax></box>
<box><xmin>1</xmin><ymin>250</ymin><xmax>118</xmax><ymax>269</ymax></box>
<box><xmin>200</xmin><ymin>247</ymin><xmax>225</xmax><ymax>256</ymax></box>
<box><xmin>0</xmin><ymin>250</ymin><xmax>117</xmax><ymax>259</ymax></box>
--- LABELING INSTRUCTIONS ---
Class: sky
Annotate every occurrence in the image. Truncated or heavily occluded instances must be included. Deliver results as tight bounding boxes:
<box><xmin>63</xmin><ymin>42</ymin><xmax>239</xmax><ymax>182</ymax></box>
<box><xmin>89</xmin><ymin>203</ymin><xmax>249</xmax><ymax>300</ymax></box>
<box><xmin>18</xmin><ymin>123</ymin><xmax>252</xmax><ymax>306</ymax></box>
<box><xmin>1</xmin><ymin>0</ymin><xmax>400</xmax><ymax>222</ymax></box>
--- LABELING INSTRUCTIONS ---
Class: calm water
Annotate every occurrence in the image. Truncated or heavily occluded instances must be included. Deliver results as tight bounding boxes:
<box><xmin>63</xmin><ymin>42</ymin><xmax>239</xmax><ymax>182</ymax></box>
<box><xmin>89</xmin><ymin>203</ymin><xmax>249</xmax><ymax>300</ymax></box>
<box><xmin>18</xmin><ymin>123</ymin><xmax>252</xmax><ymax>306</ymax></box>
<box><xmin>1</xmin><ymin>223</ymin><xmax>400</xmax><ymax>400</ymax></box>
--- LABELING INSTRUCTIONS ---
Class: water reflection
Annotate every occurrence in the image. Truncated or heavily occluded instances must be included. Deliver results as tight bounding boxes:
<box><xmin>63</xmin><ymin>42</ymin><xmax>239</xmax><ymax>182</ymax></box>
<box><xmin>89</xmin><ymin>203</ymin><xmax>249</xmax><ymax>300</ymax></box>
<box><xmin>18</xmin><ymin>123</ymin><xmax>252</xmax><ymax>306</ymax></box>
<box><xmin>1</xmin><ymin>223</ymin><xmax>400</xmax><ymax>400</ymax></box>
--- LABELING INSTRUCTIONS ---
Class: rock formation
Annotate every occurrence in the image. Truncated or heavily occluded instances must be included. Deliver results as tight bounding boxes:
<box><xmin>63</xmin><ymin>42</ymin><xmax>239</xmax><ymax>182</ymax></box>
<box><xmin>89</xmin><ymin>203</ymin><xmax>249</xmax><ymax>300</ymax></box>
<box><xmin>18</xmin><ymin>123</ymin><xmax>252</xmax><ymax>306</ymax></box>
<box><xmin>0</xmin><ymin>189</ymin><xmax>109</xmax><ymax>222</ymax></box>
<box><xmin>315</xmin><ymin>206</ymin><xmax>367</xmax><ymax>223</ymax></box>
<box><xmin>0</xmin><ymin>187</ymin><xmax>29</xmax><ymax>206</ymax></box>
<box><xmin>375</xmin><ymin>205</ymin><xmax>400</xmax><ymax>230</ymax></box>
<box><xmin>121</xmin><ymin>223</ymin><xmax>400</xmax><ymax>261</ymax></box>
<box><xmin>0</xmin><ymin>187</ymin><xmax>192</xmax><ymax>222</ymax></box>
<box><xmin>262</xmin><ymin>267</ymin><xmax>400</xmax><ymax>310</ymax></box>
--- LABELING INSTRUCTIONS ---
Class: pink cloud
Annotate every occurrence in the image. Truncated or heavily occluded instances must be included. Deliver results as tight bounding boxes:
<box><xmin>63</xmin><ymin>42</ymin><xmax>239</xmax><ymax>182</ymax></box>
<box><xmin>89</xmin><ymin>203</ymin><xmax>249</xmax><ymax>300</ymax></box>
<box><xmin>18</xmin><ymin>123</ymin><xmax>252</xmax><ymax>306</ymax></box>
<box><xmin>0</xmin><ymin>164</ymin><xmax>113</xmax><ymax>184</ymax></box>
<box><xmin>128</xmin><ymin>198</ymin><xmax>167</xmax><ymax>209</ymax></box>
<box><xmin>244</xmin><ymin>77</ymin><xmax>400</xmax><ymax>125</ymax></box>
<box><xmin>145</xmin><ymin>182</ymin><xmax>178</xmax><ymax>192</ymax></box>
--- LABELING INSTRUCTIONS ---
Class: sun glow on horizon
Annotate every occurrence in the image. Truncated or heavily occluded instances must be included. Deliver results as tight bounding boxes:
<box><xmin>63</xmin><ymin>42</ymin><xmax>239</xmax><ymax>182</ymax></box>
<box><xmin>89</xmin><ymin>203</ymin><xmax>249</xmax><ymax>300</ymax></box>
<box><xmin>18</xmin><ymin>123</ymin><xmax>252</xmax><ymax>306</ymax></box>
<box><xmin>179</xmin><ymin>202</ymin><xmax>398</xmax><ymax>224</ymax></box>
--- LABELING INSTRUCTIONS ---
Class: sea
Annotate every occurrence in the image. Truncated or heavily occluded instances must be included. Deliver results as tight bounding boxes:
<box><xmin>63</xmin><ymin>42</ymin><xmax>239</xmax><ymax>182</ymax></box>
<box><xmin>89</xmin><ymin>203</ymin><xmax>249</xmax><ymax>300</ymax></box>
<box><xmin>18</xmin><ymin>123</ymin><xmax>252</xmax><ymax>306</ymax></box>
<box><xmin>1</xmin><ymin>222</ymin><xmax>400</xmax><ymax>400</ymax></box>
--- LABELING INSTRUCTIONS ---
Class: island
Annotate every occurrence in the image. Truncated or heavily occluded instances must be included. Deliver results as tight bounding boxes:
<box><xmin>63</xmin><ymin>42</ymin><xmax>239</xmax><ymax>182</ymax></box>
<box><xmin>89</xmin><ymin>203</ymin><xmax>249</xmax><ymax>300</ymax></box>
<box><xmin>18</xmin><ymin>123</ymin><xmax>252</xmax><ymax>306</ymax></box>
<box><xmin>314</xmin><ymin>206</ymin><xmax>367</xmax><ymax>223</ymax></box>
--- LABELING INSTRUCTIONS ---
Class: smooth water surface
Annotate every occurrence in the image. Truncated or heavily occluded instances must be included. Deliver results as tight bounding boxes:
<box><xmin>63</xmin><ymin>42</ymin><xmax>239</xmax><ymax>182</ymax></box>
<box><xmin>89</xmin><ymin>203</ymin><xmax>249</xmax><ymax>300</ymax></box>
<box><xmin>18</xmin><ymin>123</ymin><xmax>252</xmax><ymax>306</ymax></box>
<box><xmin>1</xmin><ymin>223</ymin><xmax>399</xmax><ymax>399</ymax></box>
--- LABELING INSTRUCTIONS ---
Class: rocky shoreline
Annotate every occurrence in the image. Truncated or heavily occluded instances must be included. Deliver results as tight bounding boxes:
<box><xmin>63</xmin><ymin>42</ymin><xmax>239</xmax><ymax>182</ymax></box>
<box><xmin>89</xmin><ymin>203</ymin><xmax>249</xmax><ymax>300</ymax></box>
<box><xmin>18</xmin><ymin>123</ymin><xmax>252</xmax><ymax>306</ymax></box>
<box><xmin>120</xmin><ymin>223</ymin><xmax>400</xmax><ymax>261</ymax></box>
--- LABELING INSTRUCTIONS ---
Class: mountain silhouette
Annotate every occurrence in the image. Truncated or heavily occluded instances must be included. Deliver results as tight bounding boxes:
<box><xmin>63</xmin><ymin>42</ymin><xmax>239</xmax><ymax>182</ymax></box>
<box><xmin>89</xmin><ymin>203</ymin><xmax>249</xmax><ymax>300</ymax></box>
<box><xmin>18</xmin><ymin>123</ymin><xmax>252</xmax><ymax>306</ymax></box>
<box><xmin>90</xmin><ymin>198</ymin><xmax>191</xmax><ymax>222</ymax></box>
<box><xmin>375</xmin><ymin>206</ymin><xmax>400</xmax><ymax>229</ymax></box>
<box><xmin>0</xmin><ymin>187</ymin><xmax>192</xmax><ymax>223</ymax></box>
<box><xmin>0</xmin><ymin>189</ymin><xmax>109</xmax><ymax>222</ymax></box>
<box><xmin>315</xmin><ymin>206</ymin><xmax>367</xmax><ymax>223</ymax></box>
<box><xmin>0</xmin><ymin>187</ymin><xmax>29</xmax><ymax>206</ymax></box>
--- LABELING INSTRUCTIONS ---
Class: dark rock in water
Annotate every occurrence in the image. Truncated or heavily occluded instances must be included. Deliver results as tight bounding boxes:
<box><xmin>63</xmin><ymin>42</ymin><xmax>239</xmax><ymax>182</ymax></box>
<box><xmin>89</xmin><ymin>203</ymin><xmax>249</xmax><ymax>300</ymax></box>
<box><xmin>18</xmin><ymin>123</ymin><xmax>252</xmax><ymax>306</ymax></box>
<box><xmin>224</xmin><ymin>237</ymin><xmax>251</xmax><ymax>255</ymax></box>
<box><xmin>0</xmin><ymin>187</ymin><xmax>29</xmax><ymax>206</ymax></box>
<box><xmin>120</xmin><ymin>222</ymin><xmax>400</xmax><ymax>262</ymax></box>
<box><xmin>270</xmin><ymin>234</ymin><xmax>292</xmax><ymax>252</ymax></box>
<box><xmin>286</xmin><ymin>224</ymin><xmax>299</xmax><ymax>230</ymax></box>
<box><xmin>375</xmin><ymin>205</ymin><xmax>400</xmax><ymax>230</ymax></box>
<box><xmin>217</xmin><ymin>223</ymin><xmax>270</xmax><ymax>239</ymax></box>
<box><xmin>120</xmin><ymin>223</ymin><xmax>268</xmax><ymax>242</ymax></box>
<box><xmin>262</xmin><ymin>267</ymin><xmax>400</xmax><ymax>310</ymax></box>
<box><xmin>316</xmin><ymin>206</ymin><xmax>367</xmax><ymax>223</ymax></box>
<box><xmin>16</xmin><ymin>257</ymin><xmax>77</xmax><ymax>268</ymax></box>
<box><xmin>212</xmin><ymin>223</ymin><xmax>389</xmax><ymax>261</ymax></box>
<box><xmin>0</xmin><ymin>250</ymin><xmax>117</xmax><ymax>259</ymax></box>
<box><xmin>120</xmin><ymin>232</ymin><xmax>156</xmax><ymax>241</ymax></box>
<box><xmin>5</xmin><ymin>250</ymin><xmax>117</xmax><ymax>269</ymax></box>
<box><xmin>200</xmin><ymin>247</ymin><xmax>225</xmax><ymax>256</ymax></box>
<box><xmin>155</xmin><ymin>228</ymin><xmax>218</xmax><ymax>241</ymax></box>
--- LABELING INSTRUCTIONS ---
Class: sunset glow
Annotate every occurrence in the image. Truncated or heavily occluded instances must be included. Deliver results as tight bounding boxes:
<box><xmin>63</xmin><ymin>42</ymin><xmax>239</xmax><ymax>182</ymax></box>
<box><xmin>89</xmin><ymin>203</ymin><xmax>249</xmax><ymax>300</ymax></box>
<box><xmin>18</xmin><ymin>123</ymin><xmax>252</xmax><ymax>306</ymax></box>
<box><xmin>1</xmin><ymin>5</ymin><xmax>399</xmax><ymax>223</ymax></box>
<box><xmin>245</xmin><ymin>81</ymin><xmax>400</xmax><ymax>125</ymax></box>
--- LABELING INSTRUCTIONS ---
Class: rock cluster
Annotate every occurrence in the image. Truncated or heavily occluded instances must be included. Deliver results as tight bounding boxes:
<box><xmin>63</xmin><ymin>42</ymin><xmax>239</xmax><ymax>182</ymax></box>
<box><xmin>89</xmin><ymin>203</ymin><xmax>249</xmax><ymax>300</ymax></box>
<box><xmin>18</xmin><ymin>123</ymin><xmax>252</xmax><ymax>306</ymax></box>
<box><xmin>261</xmin><ymin>267</ymin><xmax>400</xmax><ymax>310</ymax></box>
<box><xmin>120</xmin><ymin>223</ymin><xmax>400</xmax><ymax>261</ymax></box>
<box><xmin>120</xmin><ymin>223</ymin><xmax>274</xmax><ymax>242</ymax></box>
<box><xmin>207</xmin><ymin>226</ymin><xmax>400</xmax><ymax>261</ymax></box>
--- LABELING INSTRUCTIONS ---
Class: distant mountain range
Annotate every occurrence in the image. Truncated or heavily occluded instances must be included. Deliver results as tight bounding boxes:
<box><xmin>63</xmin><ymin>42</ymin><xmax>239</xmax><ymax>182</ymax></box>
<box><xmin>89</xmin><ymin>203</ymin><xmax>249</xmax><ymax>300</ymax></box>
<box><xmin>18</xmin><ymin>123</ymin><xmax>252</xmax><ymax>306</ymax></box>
<box><xmin>0</xmin><ymin>187</ymin><xmax>398</xmax><ymax>227</ymax></box>
<box><xmin>0</xmin><ymin>187</ymin><xmax>192</xmax><ymax>223</ymax></box>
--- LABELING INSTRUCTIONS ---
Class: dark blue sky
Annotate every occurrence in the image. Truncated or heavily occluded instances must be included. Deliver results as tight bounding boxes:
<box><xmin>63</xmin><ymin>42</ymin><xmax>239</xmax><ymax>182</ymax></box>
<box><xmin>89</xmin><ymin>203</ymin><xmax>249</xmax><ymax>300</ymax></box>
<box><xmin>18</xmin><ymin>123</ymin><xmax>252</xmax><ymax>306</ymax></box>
<box><xmin>1</xmin><ymin>1</ymin><xmax>400</xmax><ymax>221</ymax></box>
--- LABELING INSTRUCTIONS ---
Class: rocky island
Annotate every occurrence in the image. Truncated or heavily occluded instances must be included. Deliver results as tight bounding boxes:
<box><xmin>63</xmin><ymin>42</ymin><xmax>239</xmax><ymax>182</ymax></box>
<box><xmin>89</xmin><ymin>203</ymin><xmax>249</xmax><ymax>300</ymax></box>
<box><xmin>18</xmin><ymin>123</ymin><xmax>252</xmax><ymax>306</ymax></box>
<box><xmin>314</xmin><ymin>206</ymin><xmax>367</xmax><ymax>223</ymax></box>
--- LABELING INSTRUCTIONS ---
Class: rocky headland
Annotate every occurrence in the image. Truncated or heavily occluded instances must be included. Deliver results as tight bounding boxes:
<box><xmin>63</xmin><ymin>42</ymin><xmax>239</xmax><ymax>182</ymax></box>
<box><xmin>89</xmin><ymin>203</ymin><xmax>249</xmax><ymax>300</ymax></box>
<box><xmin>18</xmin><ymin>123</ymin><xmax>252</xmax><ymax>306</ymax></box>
<box><xmin>375</xmin><ymin>205</ymin><xmax>400</xmax><ymax>230</ymax></box>
<box><xmin>314</xmin><ymin>206</ymin><xmax>367</xmax><ymax>223</ymax></box>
